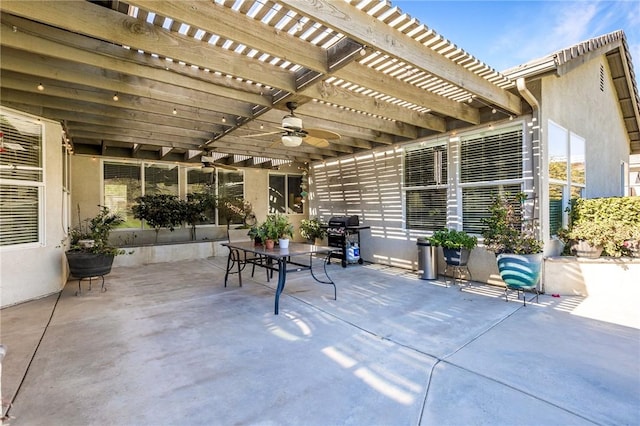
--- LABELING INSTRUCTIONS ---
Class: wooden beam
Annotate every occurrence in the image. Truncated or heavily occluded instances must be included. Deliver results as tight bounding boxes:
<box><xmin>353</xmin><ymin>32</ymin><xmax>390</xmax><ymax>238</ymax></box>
<box><xmin>127</xmin><ymin>1</ymin><xmax>477</xmax><ymax>126</ymax></box>
<box><xmin>0</xmin><ymin>47</ymin><xmax>254</xmax><ymax>118</ymax></box>
<box><xmin>279</xmin><ymin>0</ymin><xmax>522</xmax><ymax>115</ymax></box>
<box><xmin>0</xmin><ymin>19</ymin><xmax>273</xmax><ymax>109</ymax></box>
<box><xmin>1</xmin><ymin>0</ymin><xmax>297</xmax><ymax>92</ymax></box>
<box><xmin>2</xmin><ymin>71</ymin><xmax>222</xmax><ymax>132</ymax></box>
<box><xmin>69</xmin><ymin>130</ymin><xmax>201</xmax><ymax>150</ymax></box>
<box><xmin>0</xmin><ymin>95</ymin><xmax>218</xmax><ymax>135</ymax></box>
<box><xmin>303</xmin><ymin>79</ymin><xmax>446</xmax><ymax>132</ymax></box>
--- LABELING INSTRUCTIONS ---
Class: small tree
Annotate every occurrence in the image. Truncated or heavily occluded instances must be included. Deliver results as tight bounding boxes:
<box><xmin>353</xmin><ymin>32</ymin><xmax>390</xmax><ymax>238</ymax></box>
<box><xmin>217</xmin><ymin>196</ymin><xmax>252</xmax><ymax>229</ymax></box>
<box><xmin>132</xmin><ymin>194</ymin><xmax>186</xmax><ymax>243</ymax></box>
<box><xmin>184</xmin><ymin>192</ymin><xmax>216</xmax><ymax>241</ymax></box>
<box><xmin>481</xmin><ymin>192</ymin><xmax>543</xmax><ymax>254</ymax></box>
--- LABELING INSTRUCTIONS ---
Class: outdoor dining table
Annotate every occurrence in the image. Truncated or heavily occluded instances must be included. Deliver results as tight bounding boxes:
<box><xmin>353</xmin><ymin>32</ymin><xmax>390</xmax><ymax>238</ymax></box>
<box><xmin>221</xmin><ymin>241</ymin><xmax>338</xmax><ymax>314</ymax></box>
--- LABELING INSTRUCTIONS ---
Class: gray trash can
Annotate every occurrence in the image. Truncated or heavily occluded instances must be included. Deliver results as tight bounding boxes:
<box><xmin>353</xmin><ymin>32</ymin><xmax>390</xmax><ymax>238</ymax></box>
<box><xmin>417</xmin><ymin>238</ymin><xmax>437</xmax><ymax>280</ymax></box>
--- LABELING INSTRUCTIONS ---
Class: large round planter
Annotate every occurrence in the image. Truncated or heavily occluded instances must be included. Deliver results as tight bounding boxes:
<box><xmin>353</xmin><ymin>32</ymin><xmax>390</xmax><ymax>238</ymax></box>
<box><xmin>66</xmin><ymin>251</ymin><xmax>115</xmax><ymax>278</ymax></box>
<box><xmin>443</xmin><ymin>248</ymin><xmax>471</xmax><ymax>266</ymax></box>
<box><xmin>572</xmin><ymin>240</ymin><xmax>603</xmax><ymax>258</ymax></box>
<box><xmin>496</xmin><ymin>252</ymin><xmax>543</xmax><ymax>289</ymax></box>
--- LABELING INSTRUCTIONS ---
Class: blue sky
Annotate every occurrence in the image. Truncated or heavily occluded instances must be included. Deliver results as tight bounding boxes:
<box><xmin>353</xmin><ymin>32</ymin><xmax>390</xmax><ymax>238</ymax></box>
<box><xmin>393</xmin><ymin>0</ymin><xmax>640</xmax><ymax>78</ymax></box>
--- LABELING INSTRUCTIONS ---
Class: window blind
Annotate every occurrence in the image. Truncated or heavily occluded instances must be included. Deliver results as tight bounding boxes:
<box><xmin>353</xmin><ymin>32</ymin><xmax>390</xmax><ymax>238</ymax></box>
<box><xmin>0</xmin><ymin>111</ymin><xmax>43</xmax><ymax>246</ymax></box>
<box><xmin>104</xmin><ymin>162</ymin><xmax>142</xmax><ymax>227</ymax></box>
<box><xmin>0</xmin><ymin>185</ymin><xmax>40</xmax><ymax>246</ymax></box>
<box><xmin>144</xmin><ymin>164</ymin><xmax>178</xmax><ymax>195</ymax></box>
<box><xmin>404</xmin><ymin>144</ymin><xmax>447</xmax><ymax>231</ymax></box>
<box><xmin>404</xmin><ymin>145</ymin><xmax>447</xmax><ymax>186</ymax></box>
<box><xmin>462</xmin><ymin>185</ymin><xmax>522</xmax><ymax>234</ymax></box>
<box><xmin>460</xmin><ymin>130</ymin><xmax>522</xmax><ymax>183</ymax></box>
<box><xmin>405</xmin><ymin>188</ymin><xmax>447</xmax><ymax>230</ymax></box>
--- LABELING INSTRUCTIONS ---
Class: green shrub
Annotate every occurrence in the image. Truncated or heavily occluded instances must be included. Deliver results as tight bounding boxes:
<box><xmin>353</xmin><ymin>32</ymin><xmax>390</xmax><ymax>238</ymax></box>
<box><xmin>429</xmin><ymin>228</ymin><xmax>478</xmax><ymax>250</ymax></box>
<box><xmin>567</xmin><ymin>196</ymin><xmax>640</xmax><ymax>257</ymax></box>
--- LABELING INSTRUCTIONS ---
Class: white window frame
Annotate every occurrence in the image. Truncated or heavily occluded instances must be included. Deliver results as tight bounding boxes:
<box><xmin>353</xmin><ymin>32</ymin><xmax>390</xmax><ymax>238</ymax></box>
<box><xmin>0</xmin><ymin>109</ymin><xmax>45</xmax><ymax>249</ymax></box>
<box><xmin>268</xmin><ymin>172</ymin><xmax>304</xmax><ymax>215</ymax></box>
<box><xmin>402</xmin><ymin>140</ymin><xmax>449</xmax><ymax>231</ymax></box>
<box><xmin>402</xmin><ymin>121</ymin><xmax>527</xmax><ymax>235</ymax></box>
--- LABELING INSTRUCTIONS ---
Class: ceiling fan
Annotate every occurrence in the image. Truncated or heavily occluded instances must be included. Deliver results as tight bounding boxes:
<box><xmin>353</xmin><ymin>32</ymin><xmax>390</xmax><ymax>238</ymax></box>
<box><xmin>200</xmin><ymin>152</ymin><xmax>238</xmax><ymax>172</ymax></box>
<box><xmin>243</xmin><ymin>102</ymin><xmax>340</xmax><ymax>148</ymax></box>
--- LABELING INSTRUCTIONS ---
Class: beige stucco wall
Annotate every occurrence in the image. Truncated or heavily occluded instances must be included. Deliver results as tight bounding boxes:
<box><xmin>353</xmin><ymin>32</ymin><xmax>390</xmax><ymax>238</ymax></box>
<box><xmin>541</xmin><ymin>56</ymin><xmax>630</xmax><ymax>198</ymax></box>
<box><xmin>0</xmin><ymin>109</ymin><xmax>66</xmax><ymax>308</ymax></box>
<box><xmin>70</xmin><ymin>155</ymin><xmax>103</xmax><ymax>226</ymax></box>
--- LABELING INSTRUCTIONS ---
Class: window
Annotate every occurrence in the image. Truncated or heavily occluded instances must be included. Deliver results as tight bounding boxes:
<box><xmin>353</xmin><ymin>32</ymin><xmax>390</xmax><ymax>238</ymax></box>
<box><xmin>218</xmin><ymin>169</ymin><xmax>244</xmax><ymax>200</ymax></box>
<box><xmin>460</xmin><ymin>128</ymin><xmax>523</xmax><ymax>234</ymax></box>
<box><xmin>547</xmin><ymin>121</ymin><xmax>586</xmax><ymax>234</ymax></box>
<box><xmin>105</xmin><ymin>162</ymin><xmax>246</xmax><ymax>228</ymax></box>
<box><xmin>403</xmin><ymin>125</ymin><xmax>524</xmax><ymax>234</ymax></box>
<box><xmin>403</xmin><ymin>144</ymin><xmax>447</xmax><ymax>230</ymax></box>
<box><xmin>0</xmin><ymin>111</ymin><xmax>43</xmax><ymax>247</ymax></box>
<box><xmin>459</xmin><ymin>129</ymin><xmax>522</xmax><ymax>183</ymax></box>
<box><xmin>217</xmin><ymin>169</ymin><xmax>245</xmax><ymax>227</ymax></box>
<box><xmin>186</xmin><ymin>168</ymin><xmax>216</xmax><ymax>224</ymax></box>
<box><xmin>144</xmin><ymin>164</ymin><xmax>178</xmax><ymax>195</ymax></box>
<box><xmin>462</xmin><ymin>184</ymin><xmax>522</xmax><ymax>234</ymax></box>
<box><xmin>269</xmin><ymin>173</ymin><xmax>304</xmax><ymax>214</ymax></box>
<box><xmin>104</xmin><ymin>162</ymin><xmax>142</xmax><ymax>228</ymax></box>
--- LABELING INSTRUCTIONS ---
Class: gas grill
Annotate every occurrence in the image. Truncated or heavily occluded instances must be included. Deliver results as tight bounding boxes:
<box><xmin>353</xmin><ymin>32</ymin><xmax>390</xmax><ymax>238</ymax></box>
<box><xmin>326</xmin><ymin>215</ymin><xmax>367</xmax><ymax>267</ymax></box>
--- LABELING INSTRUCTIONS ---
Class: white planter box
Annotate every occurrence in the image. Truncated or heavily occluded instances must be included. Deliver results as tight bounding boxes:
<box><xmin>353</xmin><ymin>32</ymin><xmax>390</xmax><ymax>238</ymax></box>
<box><xmin>113</xmin><ymin>240</ymin><xmax>227</xmax><ymax>268</ymax></box>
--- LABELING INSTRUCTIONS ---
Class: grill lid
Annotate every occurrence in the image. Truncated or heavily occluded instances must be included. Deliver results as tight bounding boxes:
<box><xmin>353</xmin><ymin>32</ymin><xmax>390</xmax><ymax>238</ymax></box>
<box><xmin>328</xmin><ymin>215</ymin><xmax>359</xmax><ymax>227</ymax></box>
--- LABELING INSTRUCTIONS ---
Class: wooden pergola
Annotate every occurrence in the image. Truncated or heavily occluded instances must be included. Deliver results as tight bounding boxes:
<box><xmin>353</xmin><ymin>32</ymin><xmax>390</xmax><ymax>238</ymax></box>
<box><xmin>1</xmin><ymin>0</ymin><xmax>525</xmax><ymax>168</ymax></box>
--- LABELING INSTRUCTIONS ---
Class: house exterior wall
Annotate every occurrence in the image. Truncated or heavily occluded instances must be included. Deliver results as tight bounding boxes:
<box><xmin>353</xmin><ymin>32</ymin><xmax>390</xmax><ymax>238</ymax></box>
<box><xmin>540</xmin><ymin>56</ymin><xmax>630</xmax><ymax>198</ymax></box>
<box><xmin>70</xmin><ymin>156</ymin><xmax>103</xmax><ymax>227</ymax></box>
<box><xmin>307</xmin><ymin>134</ymin><xmax>519</xmax><ymax>284</ymax></box>
<box><xmin>0</xmin><ymin>110</ymin><xmax>66</xmax><ymax>308</ymax></box>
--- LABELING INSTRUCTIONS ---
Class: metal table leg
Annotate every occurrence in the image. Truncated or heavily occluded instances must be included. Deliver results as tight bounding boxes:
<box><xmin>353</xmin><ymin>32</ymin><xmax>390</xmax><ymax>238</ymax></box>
<box><xmin>274</xmin><ymin>257</ymin><xmax>287</xmax><ymax>315</ymax></box>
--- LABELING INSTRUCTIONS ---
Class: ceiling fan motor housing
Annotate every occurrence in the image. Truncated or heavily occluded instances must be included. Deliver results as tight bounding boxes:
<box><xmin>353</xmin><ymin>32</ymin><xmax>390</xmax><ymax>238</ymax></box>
<box><xmin>282</xmin><ymin>115</ymin><xmax>303</xmax><ymax>131</ymax></box>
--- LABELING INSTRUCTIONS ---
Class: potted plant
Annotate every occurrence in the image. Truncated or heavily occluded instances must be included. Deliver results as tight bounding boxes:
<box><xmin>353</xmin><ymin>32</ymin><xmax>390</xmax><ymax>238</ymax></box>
<box><xmin>65</xmin><ymin>205</ymin><xmax>126</xmax><ymax>294</ymax></box>
<box><xmin>258</xmin><ymin>213</ymin><xmax>294</xmax><ymax>249</ymax></box>
<box><xmin>481</xmin><ymin>192</ymin><xmax>544</xmax><ymax>304</ymax></box>
<box><xmin>132</xmin><ymin>194</ymin><xmax>186</xmax><ymax>243</ymax></box>
<box><xmin>299</xmin><ymin>218</ymin><xmax>327</xmax><ymax>244</ymax></box>
<box><xmin>429</xmin><ymin>228</ymin><xmax>477</xmax><ymax>266</ymax></box>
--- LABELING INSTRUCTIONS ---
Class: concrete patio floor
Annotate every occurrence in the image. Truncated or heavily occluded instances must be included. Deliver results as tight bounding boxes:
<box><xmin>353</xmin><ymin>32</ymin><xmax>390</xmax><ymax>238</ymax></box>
<box><xmin>1</xmin><ymin>256</ymin><xmax>639</xmax><ymax>425</ymax></box>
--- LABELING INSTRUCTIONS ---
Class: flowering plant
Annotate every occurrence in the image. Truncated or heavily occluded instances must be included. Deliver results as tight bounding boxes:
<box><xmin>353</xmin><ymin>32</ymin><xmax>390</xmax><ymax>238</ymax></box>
<box><xmin>217</xmin><ymin>196</ymin><xmax>253</xmax><ymax>228</ymax></box>
<box><xmin>299</xmin><ymin>218</ymin><xmax>326</xmax><ymax>241</ymax></box>
<box><xmin>66</xmin><ymin>205</ymin><xmax>125</xmax><ymax>256</ymax></box>
<box><xmin>481</xmin><ymin>192</ymin><xmax>543</xmax><ymax>254</ymax></box>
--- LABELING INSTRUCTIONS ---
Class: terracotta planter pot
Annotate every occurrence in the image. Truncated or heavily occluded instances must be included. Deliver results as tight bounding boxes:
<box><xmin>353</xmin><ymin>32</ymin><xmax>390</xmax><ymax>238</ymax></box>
<box><xmin>264</xmin><ymin>239</ymin><xmax>275</xmax><ymax>249</ymax></box>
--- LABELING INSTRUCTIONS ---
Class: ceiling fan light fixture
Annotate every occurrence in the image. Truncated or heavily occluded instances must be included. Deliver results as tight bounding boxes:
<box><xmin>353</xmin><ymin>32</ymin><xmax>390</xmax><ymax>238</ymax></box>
<box><xmin>282</xmin><ymin>116</ymin><xmax>302</xmax><ymax>130</ymax></box>
<box><xmin>281</xmin><ymin>134</ymin><xmax>303</xmax><ymax>147</ymax></box>
<box><xmin>201</xmin><ymin>162</ymin><xmax>215</xmax><ymax>173</ymax></box>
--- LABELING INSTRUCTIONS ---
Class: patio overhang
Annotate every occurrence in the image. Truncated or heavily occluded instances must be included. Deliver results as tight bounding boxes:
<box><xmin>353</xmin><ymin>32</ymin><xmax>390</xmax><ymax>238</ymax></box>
<box><xmin>0</xmin><ymin>0</ymin><xmax>525</xmax><ymax>167</ymax></box>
